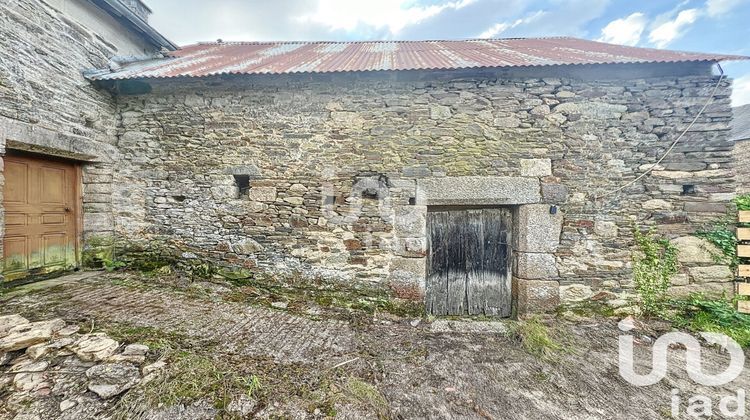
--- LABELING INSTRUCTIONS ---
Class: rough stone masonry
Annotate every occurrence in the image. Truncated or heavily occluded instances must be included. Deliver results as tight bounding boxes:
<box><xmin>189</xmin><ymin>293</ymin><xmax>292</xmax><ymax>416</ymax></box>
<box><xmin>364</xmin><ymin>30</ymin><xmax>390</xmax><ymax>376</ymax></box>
<box><xmin>110</xmin><ymin>64</ymin><xmax>737</xmax><ymax>313</ymax></box>
<box><xmin>0</xmin><ymin>0</ymin><xmax>741</xmax><ymax>316</ymax></box>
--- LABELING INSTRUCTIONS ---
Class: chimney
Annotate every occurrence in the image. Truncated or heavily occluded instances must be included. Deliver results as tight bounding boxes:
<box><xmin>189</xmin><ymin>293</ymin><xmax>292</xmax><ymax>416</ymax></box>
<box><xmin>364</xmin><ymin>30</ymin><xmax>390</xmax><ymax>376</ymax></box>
<box><xmin>119</xmin><ymin>0</ymin><xmax>152</xmax><ymax>22</ymax></box>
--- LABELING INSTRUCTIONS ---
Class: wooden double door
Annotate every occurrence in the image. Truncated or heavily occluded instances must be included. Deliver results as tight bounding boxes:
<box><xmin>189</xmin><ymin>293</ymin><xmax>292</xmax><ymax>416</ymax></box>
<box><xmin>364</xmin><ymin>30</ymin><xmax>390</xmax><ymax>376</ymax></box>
<box><xmin>426</xmin><ymin>208</ymin><xmax>512</xmax><ymax>316</ymax></box>
<box><xmin>2</xmin><ymin>153</ymin><xmax>80</xmax><ymax>282</ymax></box>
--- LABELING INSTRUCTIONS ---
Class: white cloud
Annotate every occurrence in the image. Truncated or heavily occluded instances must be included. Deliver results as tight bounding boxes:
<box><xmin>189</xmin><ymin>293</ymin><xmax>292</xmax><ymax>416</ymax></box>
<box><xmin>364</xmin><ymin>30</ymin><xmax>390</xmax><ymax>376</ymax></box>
<box><xmin>733</xmin><ymin>74</ymin><xmax>750</xmax><ymax>107</ymax></box>
<box><xmin>706</xmin><ymin>0</ymin><xmax>743</xmax><ymax>17</ymax></box>
<box><xmin>597</xmin><ymin>12</ymin><xmax>647</xmax><ymax>46</ymax></box>
<box><xmin>478</xmin><ymin>22</ymin><xmax>511</xmax><ymax>39</ymax></box>
<box><xmin>477</xmin><ymin>12</ymin><xmax>545</xmax><ymax>39</ymax></box>
<box><xmin>295</xmin><ymin>0</ymin><xmax>476</xmax><ymax>36</ymax></box>
<box><xmin>481</xmin><ymin>0</ymin><xmax>609</xmax><ymax>39</ymax></box>
<box><xmin>648</xmin><ymin>8</ymin><xmax>700</xmax><ymax>48</ymax></box>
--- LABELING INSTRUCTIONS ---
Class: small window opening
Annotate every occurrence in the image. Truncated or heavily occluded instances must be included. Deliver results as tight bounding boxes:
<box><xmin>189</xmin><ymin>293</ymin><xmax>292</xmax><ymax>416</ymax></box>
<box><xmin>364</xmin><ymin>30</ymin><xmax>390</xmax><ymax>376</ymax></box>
<box><xmin>234</xmin><ymin>175</ymin><xmax>250</xmax><ymax>198</ymax></box>
<box><xmin>681</xmin><ymin>185</ymin><xmax>696</xmax><ymax>196</ymax></box>
<box><xmin>408</xmin><ymin>197</ymin><xmax>416</xmax><ymax>205</ymax></box>
<box><xmin>362</xmin><ymin>188</ymin><xmax>379</xmax><ymax>199</ymax></box>
<box><xmin>171</xmin><ymin>195</ymin><xmax>186</xmax><ymax>202</ymax></box>
<box><xmin>323</xmin><ymin>196</ymin><xmax>336</xmax><ymax>206</ymax></box>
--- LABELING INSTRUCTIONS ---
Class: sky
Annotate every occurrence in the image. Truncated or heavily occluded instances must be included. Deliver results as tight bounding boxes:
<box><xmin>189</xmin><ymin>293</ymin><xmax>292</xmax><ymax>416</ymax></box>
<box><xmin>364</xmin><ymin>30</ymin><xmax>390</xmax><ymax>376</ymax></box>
<box><xmin>146</xmin><ymin>0</ymin><xmax>750</xmax><ymax>106</ymax></box>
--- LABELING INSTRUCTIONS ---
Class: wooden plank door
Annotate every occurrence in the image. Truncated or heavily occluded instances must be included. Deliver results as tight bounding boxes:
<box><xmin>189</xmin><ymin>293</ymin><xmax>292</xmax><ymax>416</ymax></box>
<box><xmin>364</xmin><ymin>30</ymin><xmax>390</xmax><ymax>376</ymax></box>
<box><xmin>3</xmin><ymin>153</ymin><xmax>79</xmax><ymax>282</ymax></box>
<box><xmin>426</xmin><ymin>208</ymin><xmax>512</xmax><ymax>316</ymax></box>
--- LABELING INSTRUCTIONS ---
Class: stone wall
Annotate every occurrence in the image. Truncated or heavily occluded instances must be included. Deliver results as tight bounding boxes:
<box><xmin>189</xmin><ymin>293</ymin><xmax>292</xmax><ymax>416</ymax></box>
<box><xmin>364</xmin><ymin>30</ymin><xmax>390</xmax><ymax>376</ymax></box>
<box><xmin>111</xmin><ymin>64</ymin><xmax>737</xmax><ymax>310</ymax></box>
<box><xmin>734</xmin><ymin>139</ymin><xmax>750</xmax><ymax>194</ymax></box>
<box><xmin>0</xmin><ymin>0</ymin><xmax>160</xmax><ymax>278</ymax></box>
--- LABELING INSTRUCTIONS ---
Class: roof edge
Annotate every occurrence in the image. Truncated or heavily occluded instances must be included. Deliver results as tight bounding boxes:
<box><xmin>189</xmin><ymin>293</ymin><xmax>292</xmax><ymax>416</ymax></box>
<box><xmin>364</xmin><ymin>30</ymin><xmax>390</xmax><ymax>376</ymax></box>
<box><xmin>86</xmin><ymin>60</ymin><xmax>724</xmax><ymax>82</ymax></box>
<box><xmin>89</xmin><ymin>0</ymin><xmax>177</xmax><ymax>50</ymax></box>
<box><xmin>84</xmin><ymin>36</ymin><xmax>750</xmax><ymax>81</ymax></box>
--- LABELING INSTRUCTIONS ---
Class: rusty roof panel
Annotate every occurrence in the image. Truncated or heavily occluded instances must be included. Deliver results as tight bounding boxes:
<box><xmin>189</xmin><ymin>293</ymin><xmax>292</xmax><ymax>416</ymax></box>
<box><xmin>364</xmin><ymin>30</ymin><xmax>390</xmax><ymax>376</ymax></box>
<box><xmin>88</xmin><ymin>37</ymin><xmax>748</xmax><ymax>80</ymax></box>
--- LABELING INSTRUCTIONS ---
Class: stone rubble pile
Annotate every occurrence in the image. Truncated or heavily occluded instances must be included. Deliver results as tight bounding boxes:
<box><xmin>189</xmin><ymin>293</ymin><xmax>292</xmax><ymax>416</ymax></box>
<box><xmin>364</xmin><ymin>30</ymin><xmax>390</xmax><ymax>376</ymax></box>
<box><xmin>0</xmin><ymin>314</ymin><xmax>165</xmax><ymax>419</ymax></box>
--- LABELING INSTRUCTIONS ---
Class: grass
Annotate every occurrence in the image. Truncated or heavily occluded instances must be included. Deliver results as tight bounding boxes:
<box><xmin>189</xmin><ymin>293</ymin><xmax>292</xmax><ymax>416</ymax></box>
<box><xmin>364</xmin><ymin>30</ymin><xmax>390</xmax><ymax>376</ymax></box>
<box><xmin>101</xmin><ymin>318</ymin><xmax>386</xmax><ymax>419</ymax></box>
<box><xmin>508</xmin><ymin>316</ymin><xmax>567</xmax><ymax>361</ymax></box>
<box><xmin>112</xmin><ymin>351</ymin><xmax>266</xmax><ymax>419</ymax></box>
<box><xmin>103</xmin><ymin>323</ymin><xmax>189</xmax><ymax>351</ymax></box>
<box><xmin>149</xmin><ymin>352</ymin><xmax>262</xmax><ymax>408</ymax></box>
<box><xmin>112</xmin><ymin>349</ymin><xmax>392</xmax><ymax>419</ymax></box>
<box><xmin>667</xmin><ymin>294</ymin><xmax>750</xmax><ymax>348</ymax></box>
<box><xmin>343</xmin><ymin>377</ymin><xmax>389</xmax><ymax>419</ymax></box>
<box><xmin>219</xmin><ymin>272</ymin><xmax>425</xmax><ymax>321</ymax></box>
<box><xmin>107</xmin><ymin>267</ymin><xmax>425</xmax><ymax>323</ymax></box>
<box><xmin>100</xmin><ymin>319</ymin><xmax>268</xmax><ymax>418</ymax></box>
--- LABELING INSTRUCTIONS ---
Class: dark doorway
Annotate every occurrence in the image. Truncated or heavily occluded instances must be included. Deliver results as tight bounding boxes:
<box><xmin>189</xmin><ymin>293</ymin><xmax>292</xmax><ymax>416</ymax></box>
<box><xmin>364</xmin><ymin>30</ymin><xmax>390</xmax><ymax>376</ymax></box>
<box><xmin>426</xmin><ymin>208</ymin><xmax>512</xmax><ymax>316</ymax></box>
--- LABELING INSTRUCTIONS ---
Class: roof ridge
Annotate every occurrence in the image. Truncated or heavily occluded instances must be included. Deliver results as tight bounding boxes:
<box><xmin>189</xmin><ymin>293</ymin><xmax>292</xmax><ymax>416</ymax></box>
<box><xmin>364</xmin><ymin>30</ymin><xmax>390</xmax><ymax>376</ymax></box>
<box><xmin>186</xmin><ymin>36</ymin><xmax>576</xmax><ymax>47</ymax></box>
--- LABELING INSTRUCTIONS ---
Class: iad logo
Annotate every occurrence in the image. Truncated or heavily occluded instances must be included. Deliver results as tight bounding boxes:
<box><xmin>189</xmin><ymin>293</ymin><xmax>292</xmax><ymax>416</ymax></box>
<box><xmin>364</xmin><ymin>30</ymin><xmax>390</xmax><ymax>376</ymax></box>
<box><xmin>618</xmin><ymin>317</ymin><xmax>747</xmax><ymax>417</ymax></box>
<box><xmin>618</xmin><ymin>317</ymin><xmax>745</xmax><ymax>386</ymax></box>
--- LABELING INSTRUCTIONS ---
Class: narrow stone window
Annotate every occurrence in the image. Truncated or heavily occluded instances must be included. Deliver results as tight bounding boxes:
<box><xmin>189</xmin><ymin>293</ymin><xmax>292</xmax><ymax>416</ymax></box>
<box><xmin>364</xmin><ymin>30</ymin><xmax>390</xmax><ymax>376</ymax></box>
<box><xmin>408</xmin><ymin>197</ymin><xmax>416</xmax><ymax>205</ymax></box>
<box><xmin>234</xmin><ymin>175</ymin><xmax>250</xmax><ymax>198</ymax></box>
<box><xmin>323</xmin><ymin>196</ymin><xmax>336</xmax><ymax>206</ymax></box>
<box><xmin>681</xmin><ymin>185</ymin><xmax>696</xmax><ymax>196</ymax></box>
<box><xmin>361</xmin><ymin>188</ymin><xmax>379</xmax><ymax>199</ymax></box>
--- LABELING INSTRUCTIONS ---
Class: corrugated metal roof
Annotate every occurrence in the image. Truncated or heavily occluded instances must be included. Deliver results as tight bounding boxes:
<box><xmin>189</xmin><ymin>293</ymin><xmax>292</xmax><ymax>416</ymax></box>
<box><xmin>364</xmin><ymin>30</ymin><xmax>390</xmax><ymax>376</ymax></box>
<box><xmin>87</xmin><ymin>37</ymin><xmax>747</xmax><ymax>80</ymax></box>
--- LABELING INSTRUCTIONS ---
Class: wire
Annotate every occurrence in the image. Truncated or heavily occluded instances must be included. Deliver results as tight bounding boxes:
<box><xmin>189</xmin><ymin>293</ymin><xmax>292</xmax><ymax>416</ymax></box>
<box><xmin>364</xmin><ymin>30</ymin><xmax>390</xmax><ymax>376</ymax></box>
<box><xmin>595</xmin><ymin>64</ymin><xmax>726</xmax><ymax>201</ymax></box>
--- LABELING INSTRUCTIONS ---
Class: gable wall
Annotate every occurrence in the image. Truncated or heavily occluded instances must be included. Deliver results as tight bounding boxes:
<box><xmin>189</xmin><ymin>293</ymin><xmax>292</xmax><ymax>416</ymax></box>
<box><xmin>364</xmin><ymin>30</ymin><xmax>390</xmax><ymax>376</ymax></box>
<box><xmin>112</xmin><ymin>66</ymin><xmax>737</xmax><ymax>306</ymax></box>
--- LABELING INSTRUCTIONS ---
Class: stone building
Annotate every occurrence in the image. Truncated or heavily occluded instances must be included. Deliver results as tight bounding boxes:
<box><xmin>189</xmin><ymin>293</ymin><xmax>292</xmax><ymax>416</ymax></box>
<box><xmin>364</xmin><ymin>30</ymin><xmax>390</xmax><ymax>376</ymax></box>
<box><xmin>1</xmin><ymin>0</ymin><xmax>747</xmax><ymax>316</ymax></box>
<box><xmin>732</xmin><ymin>104</ymin><xmax>750</xmax><ymax>194</ymax></box>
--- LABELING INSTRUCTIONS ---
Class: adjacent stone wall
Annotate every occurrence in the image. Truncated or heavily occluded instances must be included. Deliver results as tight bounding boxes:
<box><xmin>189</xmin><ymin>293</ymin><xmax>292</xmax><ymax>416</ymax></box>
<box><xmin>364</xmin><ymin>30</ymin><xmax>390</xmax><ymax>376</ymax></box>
<box><xmin>0</xmin><ymin>0</ymin><xmax>160</xmax><ymax>277</ymax></box>
<box><xmin>735</xmin><ymin>139</ymin><xmax>750</xmax><ymax>194</ymax></box>
<box><xmin>111</xmin><ymin>64</ymin><xmax>737</xmax><ymax>310</ymax></box>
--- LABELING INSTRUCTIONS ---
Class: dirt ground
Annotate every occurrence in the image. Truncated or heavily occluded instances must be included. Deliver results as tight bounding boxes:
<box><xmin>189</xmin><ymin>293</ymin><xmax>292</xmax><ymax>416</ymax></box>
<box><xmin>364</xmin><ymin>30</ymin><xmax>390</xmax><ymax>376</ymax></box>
<box><xmin>1</xmin><ymin>271</ymin><xmax>748</xmax><ymax>419</ymax></box>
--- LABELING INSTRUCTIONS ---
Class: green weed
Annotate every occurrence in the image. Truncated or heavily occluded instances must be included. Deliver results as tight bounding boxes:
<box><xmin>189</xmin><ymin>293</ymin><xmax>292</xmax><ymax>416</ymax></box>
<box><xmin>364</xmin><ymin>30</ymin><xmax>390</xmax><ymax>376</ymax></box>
<box><xmin>668</xmin><ymin>294</ymin><xmax>750</xmax><ymax>348</ymax></box>
<box><xmin>632</xmin><ymin>226</ymin><xmax>678</xmax><ymax>317</ymax></box>
<box><xmin>733</xmin><ymin>194</ymin><xmax>750</xmax><ymax>211</ymax></box>
<box><xmin>343</xmin><ymin>377</ymin><xmax>388</xmax><ymax>418</ymax></box>
<box><xmin>696</xmin><ymin>218</ymin><xmax>739</xmax><ymax>268</ymax></box>
<box><xmin>509</xmin><ymin>316</ymin><xmax>565</xmax><ymax>361</ymax></box>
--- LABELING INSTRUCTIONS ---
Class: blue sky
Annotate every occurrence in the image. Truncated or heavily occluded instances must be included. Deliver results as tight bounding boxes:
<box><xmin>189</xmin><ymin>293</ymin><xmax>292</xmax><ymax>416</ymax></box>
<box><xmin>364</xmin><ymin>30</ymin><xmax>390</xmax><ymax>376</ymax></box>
<box><xmin>147</xmin><ymin>0</ymin><xmax>750</xmax><ymax>105</ymax></box>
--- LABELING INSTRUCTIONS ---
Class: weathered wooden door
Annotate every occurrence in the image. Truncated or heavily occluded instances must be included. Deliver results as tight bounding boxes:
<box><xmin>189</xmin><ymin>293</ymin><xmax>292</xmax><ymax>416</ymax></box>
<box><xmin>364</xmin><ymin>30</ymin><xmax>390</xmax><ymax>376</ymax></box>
<box><xmin>426</xmin><ymin>208</ymin><xmax>512</xmax><ymax>316</ymax></box>
<box><xmin>3</xmin><ymin>153</ymin><xmax>79</xmax><ymax>282</ymax></box>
